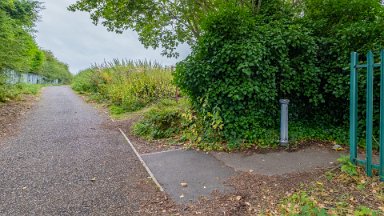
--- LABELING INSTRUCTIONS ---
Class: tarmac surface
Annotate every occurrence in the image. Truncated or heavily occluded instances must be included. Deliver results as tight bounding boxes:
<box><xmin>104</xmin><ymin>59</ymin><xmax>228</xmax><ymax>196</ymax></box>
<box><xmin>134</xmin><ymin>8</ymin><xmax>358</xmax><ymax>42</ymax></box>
<box><xmin>0</xmin><ymin>86</ymin><xmax>151</xmax><ymax>215</ymax></box>
<box><xmin>142</xmin><ymin>147</ymin><xmax>342</xmax><ymax>204</ymax></box>
<box><xmin>142</xmin><ymin>150</ymin><xmax>235</xmax><ymax>203</ymax></box>
<box><xmin>211</xmin><ymin>146</ymin><xmax>343</xmax><ymax>176</ymax></box>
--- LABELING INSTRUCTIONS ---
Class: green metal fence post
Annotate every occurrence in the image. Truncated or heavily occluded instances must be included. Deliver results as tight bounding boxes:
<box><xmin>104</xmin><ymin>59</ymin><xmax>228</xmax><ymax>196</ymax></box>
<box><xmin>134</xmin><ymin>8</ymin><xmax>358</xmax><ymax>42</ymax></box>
<box><xmin>366</xmin><ymin>51</ymin><xmax>374</xmax><ymax>177</ymax></box>
<box><xmin>350</xmin><ymin>52</ymin><xmax>359</xmax><ymax>163</ymax></box>
<box><xmin>380</xmin><ymin>50</ymin><xmax>384</xmax><ymax>181</ymax></box>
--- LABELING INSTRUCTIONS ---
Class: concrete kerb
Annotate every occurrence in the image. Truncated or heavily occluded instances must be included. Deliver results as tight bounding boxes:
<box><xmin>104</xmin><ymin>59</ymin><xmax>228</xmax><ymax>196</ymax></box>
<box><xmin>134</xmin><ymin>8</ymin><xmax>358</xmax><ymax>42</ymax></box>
<box><xmin>118</xmin><ymin>128</ymin><xmax>165</xmax><ymax>192</ymax></box>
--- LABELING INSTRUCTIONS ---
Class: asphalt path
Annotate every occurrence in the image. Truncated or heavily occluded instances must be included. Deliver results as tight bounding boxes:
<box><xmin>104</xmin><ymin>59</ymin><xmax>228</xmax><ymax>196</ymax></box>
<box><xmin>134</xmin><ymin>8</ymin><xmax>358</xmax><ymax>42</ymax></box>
<box><xmin>0</xmin><ymin>86</ymin><xmax>152</xmax><ymax>215</ymax></box>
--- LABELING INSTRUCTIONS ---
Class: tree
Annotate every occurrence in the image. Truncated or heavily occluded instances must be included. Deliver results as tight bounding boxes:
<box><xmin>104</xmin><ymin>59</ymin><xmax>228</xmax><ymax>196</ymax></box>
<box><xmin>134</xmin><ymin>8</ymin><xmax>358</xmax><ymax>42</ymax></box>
<box><xmin>0</xmin><ymin>0</ymin><xmax>72</xmax><ymax>83</ymax></box>
<box><xmin>68</xmin><ymin>0</ymin><xmax>285</xmax><ymax>57</ymax></box>
<box><xmin>0</xmin><ymin>0</ymin><xmax>42</xmax><ymax>31</ymax></box>
<box><xmin>0</xmin><ymin>0</ymin><xmax>43</xmax><ymax>72</ymax></box>
<box><xmin>40</xmin><ymin>50</ymin><xmax>72</xmax><ymax>83</ymax></box>
<box><xmin>69</xmin><ymin>0</ymin><xmax>218</xmax><ymax>57</ymax></box>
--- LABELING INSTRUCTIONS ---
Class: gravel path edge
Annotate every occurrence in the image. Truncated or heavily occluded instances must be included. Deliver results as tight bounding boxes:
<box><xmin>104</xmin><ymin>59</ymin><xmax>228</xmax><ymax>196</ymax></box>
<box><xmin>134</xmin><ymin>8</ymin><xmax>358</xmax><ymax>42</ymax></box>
<box><xmin>118</xmin><ymin>128</ymin><xmax>165</xmax><ymax>192</ymax></box>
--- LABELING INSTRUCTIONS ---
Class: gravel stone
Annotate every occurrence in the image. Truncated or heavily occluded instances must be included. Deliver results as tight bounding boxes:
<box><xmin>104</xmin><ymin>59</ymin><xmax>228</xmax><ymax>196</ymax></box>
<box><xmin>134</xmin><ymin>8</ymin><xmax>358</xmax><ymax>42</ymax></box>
<box><xmin>0</xmin><ymin>86</ymin><xmax>159</xmax><ymax>215</ymax></box>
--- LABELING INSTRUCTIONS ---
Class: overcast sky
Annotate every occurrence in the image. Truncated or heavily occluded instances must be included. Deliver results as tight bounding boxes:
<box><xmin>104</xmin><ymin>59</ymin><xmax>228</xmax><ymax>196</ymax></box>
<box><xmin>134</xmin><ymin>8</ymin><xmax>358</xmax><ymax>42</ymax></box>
<box><xmin>35</xmin><ymin>1</ymin><xmax>189</xmax><ymax>74</ymax></box>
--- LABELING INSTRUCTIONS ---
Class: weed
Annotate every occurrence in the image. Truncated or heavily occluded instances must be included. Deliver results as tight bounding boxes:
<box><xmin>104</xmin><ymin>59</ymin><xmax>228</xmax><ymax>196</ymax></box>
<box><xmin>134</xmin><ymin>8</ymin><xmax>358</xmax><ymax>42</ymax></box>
<box><xmin>338</xmin><ymin>156</ymin><xmax>358</xmax><ymax>176</ymax></box>
<box><xmin>132</xmin><ymin>98</ymin><xmax>191</xmax><ymax>140</ymax></box>
<box><xmin>354</xmin><ymin>206</ymin><xmax>380</xmax><ymax>216</ymax></box>
<box><xmin>280</xmin><ymin>192</ymin><xmax>327</xmax><ymax>215</ymax></box>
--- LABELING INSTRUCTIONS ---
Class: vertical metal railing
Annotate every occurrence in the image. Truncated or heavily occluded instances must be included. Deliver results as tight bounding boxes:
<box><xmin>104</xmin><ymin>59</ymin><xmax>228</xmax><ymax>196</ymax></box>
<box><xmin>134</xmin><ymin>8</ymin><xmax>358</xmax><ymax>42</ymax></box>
<box><xmin>366</xmin><ymin>51</ymin><xmax>374</xmax><ymax>177</ymax></box>
<box><xmin>350</xmin><ymin>52</ymin><xmax>358</xmax><ymax>163</ymax></box>
<box><xmin>380</xmin><ymin>50</ymin><xmax>384</xmax><ymax>181</ymax></box>
<box><xmin>350</xmin><ymin>50</ymin><xmax>384</xmax><ymax>181</ymax></box>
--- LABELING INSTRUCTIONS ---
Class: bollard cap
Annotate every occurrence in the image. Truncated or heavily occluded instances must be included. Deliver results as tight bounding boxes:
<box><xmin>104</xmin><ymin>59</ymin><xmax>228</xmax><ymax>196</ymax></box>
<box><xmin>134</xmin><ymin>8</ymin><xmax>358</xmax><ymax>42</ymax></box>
<box><xmin>279</xmin><ymin>99</ymin><xmax>290</xmax><ymax>104</ymax></box>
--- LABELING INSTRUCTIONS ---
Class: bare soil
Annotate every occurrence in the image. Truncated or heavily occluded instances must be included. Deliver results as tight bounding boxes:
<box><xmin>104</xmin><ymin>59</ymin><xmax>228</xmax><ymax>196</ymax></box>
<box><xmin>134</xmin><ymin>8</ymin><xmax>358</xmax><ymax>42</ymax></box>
<box><xmin>139</xmin><ymin>169</ymin><xmax>328</xmax><ymax>215</ymax></box>
<box><xmin>141</xmin><ymin>167</ymin><xmax>383</xmax><ymax>215</ymax></box>
<box><xmin>0</xmin><ymin>95</ymin><xmax>39</xmax><ymax>140</ymax></box>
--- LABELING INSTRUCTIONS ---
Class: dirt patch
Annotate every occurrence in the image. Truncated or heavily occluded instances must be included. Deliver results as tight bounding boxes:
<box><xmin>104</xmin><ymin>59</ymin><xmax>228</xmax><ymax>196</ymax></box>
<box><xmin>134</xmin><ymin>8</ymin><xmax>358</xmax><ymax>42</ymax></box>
<box><xmin>223</xmin><ymin>170</ymin><xmax>329</xmax><ymax>215</ymax></box>
<box><xmin>282</xmin><ymin>167</ymin><xmax>384</xmax><ymax>215</ymax></box>
<box><xmin>139</xmin><ymin>169</ymin><xmax>328</xmax><ymax>215</ymax></box>
<box><xmin>0</xmin><ymin>95</ymin><xmax>39</xmax><ymax>140</ymax></box>
<box><xmin>142</xmin><ymin>167</ymin><xmax>383</xmax><ymax>215</ymax></box>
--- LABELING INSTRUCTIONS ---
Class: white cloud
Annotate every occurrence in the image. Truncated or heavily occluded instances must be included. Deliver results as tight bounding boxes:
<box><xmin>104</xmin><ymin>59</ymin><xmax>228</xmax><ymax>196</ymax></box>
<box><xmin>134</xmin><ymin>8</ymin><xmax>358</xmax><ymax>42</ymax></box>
<box><xmin>35</xmin><ymin>1</ymin><xmax>190</xmax><ymax>74</ymax></box>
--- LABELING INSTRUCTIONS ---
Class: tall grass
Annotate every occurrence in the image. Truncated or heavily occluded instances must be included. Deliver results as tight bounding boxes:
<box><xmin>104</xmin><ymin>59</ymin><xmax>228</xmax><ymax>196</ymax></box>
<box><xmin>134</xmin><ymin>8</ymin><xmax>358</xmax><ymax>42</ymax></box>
<box><xmin>72</xmin><ymin>59</ymin><xmax>176</xmax><ymax>112</ymax></box>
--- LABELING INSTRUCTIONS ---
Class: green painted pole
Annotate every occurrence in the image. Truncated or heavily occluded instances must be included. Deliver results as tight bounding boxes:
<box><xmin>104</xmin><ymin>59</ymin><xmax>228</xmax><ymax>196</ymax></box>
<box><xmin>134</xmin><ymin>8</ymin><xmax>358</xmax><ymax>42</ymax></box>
<box><xmin>366</xmin><ymin>51</ymin><xmax>374</xmax><ymax>177</ymax></box>
<box><xmin>380</xmin><ymin>50</ymin><xmax>384</xmax><ymax>181</ymax></box>
<box><xmin>350</xmin><ymin>52</ymin><xmax>358</xmax><ymax>163</ymax></box>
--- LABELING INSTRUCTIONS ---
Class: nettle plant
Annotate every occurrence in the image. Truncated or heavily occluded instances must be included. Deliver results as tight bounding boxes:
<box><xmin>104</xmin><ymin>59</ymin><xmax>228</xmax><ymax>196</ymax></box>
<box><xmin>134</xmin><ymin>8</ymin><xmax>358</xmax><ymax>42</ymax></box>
<box><xmin>174</xmin><ymin>5</ymin><xmax>321</xmax><ymax>148</ymax></box>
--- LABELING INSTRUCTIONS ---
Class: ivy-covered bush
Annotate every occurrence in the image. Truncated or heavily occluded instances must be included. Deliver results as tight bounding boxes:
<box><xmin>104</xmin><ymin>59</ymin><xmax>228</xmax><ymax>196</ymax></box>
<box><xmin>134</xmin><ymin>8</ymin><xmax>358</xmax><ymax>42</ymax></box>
<box><xmin>301</xmin><ymin>0</ymin><xmax>384</xmax><ymax>141</ymax></box>
<box><xmin>175</xmin><ymin>0</ymin><xmax>384</xmax><ymax>148</ymax></box>
<box><xmin>175</xmin><ymin>5</ymin><xmax>321</xmax><ymax>147</ymax></box>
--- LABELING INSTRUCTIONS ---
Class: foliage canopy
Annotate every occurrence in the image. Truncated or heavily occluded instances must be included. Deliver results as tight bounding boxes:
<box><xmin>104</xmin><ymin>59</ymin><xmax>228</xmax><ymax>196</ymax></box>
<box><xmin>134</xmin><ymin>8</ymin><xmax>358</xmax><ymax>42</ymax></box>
<box><xmin>68</xmin><ymin>0</ymin><xmax>279</xmax><ymax>57</ymax></box>
<box><xmin>68</xmin><ymin>0</ymin><xmax>215</xmax><ymax>57</ymax></box>
<box><xmin>0</xmin><ymin>0</ymin><xmax>72</xmax><ymax>83</ymax></box>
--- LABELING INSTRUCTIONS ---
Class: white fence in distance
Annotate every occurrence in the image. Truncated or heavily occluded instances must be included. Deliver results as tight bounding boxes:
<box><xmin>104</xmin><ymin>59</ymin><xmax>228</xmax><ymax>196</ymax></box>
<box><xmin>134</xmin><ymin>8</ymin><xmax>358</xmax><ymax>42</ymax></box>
<box><xmin>4</xmin><ymin>69</ymin><xmax>59</xmax><ymax>85</ymax></box>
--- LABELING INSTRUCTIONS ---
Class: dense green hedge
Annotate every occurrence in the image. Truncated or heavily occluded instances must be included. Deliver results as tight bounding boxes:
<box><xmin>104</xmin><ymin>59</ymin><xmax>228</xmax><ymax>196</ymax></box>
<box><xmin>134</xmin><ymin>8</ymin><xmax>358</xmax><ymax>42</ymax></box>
<box><xmin>175</xmin><ymin>0</ymin><xmax>384</xmax><ymax>148</ymax></box>
<box><xmin>301</xmin><ymin>0</ymin><xmax>384</xmax><ymax>140</ymax></box>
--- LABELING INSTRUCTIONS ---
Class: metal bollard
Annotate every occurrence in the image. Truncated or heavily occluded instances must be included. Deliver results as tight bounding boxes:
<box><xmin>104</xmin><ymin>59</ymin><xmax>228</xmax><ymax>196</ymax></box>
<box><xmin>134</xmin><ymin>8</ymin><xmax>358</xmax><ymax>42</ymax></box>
<box><xmin>279</xmin><ymin>99</ymin><xmax>290</xmax><ymax>146</ymax></box>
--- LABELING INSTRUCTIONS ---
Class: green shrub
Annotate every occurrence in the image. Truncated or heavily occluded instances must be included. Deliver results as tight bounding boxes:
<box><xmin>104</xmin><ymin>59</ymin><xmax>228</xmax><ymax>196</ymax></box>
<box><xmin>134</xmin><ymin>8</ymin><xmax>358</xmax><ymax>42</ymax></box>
<box><xmin>300</xmin><ymin>0</ymin><xmax>384</xmax><ymax>147</ymax></box>
<box><xmin>132</xmin><ymin>99</ymin><xmax>191</xmax><ymax>140</ymax></box>
<box><xmin>175</xmin><ymin>5</ymin><xmax>320</xmax><ymax>147</ymax></box>
<box><xmin>71</xmin><ymin>69</ymin><xmax>98</xmax><ymax>93</ymax></box>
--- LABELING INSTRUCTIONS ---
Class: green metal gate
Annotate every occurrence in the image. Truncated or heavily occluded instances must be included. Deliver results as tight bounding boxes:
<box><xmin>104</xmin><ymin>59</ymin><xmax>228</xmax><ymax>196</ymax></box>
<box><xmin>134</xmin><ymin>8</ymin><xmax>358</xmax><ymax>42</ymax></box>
<box><xmin>350</xmin><ymin>50</ymin><xmax>384</xmax><ymax>181</ymax></box>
